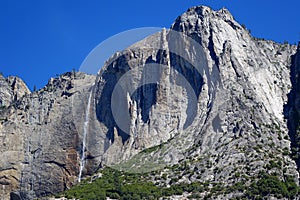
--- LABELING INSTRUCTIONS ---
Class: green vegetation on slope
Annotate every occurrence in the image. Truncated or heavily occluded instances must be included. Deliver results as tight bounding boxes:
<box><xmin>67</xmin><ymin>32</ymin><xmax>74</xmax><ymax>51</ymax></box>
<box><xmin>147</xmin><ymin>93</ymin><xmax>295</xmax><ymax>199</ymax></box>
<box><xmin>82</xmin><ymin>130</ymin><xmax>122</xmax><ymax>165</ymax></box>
<box><xmin>229</xmin><ymin>172</ymin><xmax>299</xmax><ymax>199</ymax></box>
<box><xmin>60</xmin><ymin>167</ymin><xmax>207</xmax><ymax>200</ymax></box>
<box><xmin>58</xmin><ymin>167</ymin><xmax>300</xmax><ymax>200</ymax></box>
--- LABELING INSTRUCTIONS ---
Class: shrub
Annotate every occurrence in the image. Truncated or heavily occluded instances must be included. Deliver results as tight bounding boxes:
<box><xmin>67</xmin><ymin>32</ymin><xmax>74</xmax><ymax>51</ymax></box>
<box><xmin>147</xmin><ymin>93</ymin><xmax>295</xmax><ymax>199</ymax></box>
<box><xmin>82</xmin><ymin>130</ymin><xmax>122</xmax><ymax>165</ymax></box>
<box><xmin>246</xmin><ymin>174</ymin><xmax>299</xmax><ymax>198</ymax></box>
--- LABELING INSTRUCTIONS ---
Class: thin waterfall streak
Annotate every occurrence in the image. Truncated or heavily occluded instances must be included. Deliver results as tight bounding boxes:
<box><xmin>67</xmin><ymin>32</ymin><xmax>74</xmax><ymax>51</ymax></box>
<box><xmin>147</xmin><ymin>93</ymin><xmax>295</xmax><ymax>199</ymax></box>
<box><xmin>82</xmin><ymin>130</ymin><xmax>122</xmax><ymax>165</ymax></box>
<box><xmin>78</xmin><ymin>90</ymin><xmax>93</xmax><ymax>182</ymax></box>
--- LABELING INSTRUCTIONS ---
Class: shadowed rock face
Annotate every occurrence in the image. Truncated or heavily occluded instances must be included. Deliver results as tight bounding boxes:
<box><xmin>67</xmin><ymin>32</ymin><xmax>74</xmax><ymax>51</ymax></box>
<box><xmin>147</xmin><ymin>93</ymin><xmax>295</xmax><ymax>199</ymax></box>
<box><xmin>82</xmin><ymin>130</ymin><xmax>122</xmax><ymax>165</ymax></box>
<box><xmin>0</xmin><ymin>5</ymin><xmax>300</xmax><ymax>198</ymax></box>
<box><xmin>286</xmin><ymin>44</ymin><xmax>300</xmax><ymax>170</ymax></box>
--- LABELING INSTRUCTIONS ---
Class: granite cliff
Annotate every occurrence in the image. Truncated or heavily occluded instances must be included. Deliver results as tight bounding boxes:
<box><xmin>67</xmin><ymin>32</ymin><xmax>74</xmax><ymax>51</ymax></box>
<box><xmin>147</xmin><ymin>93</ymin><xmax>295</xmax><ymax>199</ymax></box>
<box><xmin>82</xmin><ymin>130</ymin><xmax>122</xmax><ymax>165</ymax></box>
<box><xmin>1</xmin><ymin>5</ymin><xmax>300</xmax><ymax>199</ymax></box>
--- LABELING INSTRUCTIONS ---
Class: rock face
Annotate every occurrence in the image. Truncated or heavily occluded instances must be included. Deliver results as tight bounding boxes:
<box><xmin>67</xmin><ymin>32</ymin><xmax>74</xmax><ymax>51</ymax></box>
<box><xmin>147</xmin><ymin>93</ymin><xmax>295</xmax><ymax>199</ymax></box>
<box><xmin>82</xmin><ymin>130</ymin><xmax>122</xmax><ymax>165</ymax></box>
<box><xmin>91</xmin><ymin>7</ymin><xmax>300</xmax><ymax>197</ymax></box>
<box><xmin>0</xmin><ymin>75</ymin><xmax>30</xmax><ymax>107</ymax></box>
<box><xmin>286</xmin><ymin>43</ymin><xmax>300</xmax><ymax>170</ymax></box>
<box><xmin>1</xmin><ymin>5</ymin><xmax>300</xmax><ymax>199</ymax></box>
<box><xmin>0</xmin><ymin>72</ymin><xmax>95</xmax><ymax>199</ymax></box>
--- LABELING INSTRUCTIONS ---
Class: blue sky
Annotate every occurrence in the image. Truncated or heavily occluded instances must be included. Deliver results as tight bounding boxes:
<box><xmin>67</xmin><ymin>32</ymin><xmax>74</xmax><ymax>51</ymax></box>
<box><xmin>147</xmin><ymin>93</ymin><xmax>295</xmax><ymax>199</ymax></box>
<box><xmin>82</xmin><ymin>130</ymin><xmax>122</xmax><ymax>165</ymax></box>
<box><xmin>0</xmin><ymin>0</ymin><xmax>299</xmax><ymax>90</ymax></box>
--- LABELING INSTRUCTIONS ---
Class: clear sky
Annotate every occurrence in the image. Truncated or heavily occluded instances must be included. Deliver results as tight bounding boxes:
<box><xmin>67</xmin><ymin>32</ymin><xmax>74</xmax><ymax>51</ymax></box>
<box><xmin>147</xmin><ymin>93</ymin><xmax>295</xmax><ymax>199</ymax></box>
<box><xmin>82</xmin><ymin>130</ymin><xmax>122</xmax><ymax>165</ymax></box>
<box><xmin>0</xmin><ymin>0</ymin><xmax>299</xmax><ymax>90</ymax></box>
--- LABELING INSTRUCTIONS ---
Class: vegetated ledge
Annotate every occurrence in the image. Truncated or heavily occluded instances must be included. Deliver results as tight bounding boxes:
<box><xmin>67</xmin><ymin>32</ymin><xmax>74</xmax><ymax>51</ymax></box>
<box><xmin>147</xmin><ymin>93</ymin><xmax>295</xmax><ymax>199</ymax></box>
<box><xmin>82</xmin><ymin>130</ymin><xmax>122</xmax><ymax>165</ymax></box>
<box><xmin>52</xmin><ymin>164</ymin><xmax>300</xmax><ymax>200</ymax></box>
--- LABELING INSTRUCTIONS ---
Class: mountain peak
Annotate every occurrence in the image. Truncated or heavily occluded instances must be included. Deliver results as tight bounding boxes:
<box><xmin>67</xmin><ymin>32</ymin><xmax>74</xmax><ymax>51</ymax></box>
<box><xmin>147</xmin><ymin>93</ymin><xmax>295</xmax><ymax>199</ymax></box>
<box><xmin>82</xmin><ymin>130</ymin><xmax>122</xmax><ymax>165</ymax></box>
<box><xmin>186</xmin><ymin>5</ymin><xmax>232</xmax><ymax>18</ymax></box>
<box><xmin>171</xmin><ymin>5</ymin><xmax>236</xmax><ymax>32</ymax></box>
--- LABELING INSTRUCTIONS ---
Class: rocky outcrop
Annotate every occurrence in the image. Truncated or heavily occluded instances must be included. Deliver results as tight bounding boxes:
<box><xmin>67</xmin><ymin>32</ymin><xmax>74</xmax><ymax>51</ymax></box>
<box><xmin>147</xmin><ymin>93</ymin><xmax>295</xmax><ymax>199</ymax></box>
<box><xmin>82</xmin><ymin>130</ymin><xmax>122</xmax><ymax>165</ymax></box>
<box><xmin>0</xmin><ymin>72</ymin><xmax>95</xmax><ymax>199</ymax></box>
<box><xmin>95</xmin><ymin>5</ymin><xmax>298</xmax><ymax>173</ymax></box>
<box><xmin>1</xmin><ymin>5</ymin><xmax>300</xmax><ymax>199</ymax></box>
<box><xmin>92</xmin><ymin>6</ymin><xmax>300</xmax><ymax>198</ymax></box>
<box><xmin>0</xmin><ymin>75</ymin><xmax>30</xmax><ymax>108</ymax></box>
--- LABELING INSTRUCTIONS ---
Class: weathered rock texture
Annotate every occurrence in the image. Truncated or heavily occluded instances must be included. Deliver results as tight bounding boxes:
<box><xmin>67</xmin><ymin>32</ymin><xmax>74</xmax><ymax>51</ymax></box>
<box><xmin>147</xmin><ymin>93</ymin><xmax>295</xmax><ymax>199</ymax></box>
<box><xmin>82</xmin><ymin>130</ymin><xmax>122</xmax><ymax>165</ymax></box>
<box><xmin>91</xmin><ymin>7</ymin><xmax>300</xmax><ymax>199</ymax></box>
<box><xmin>0</xmin><ymin>75</ymin><xmax>30</xmax><ymax>107</ymax></box>
<box><xmin>0</xmin><ymin>5</ymin><xmax>300</xmax><ymax>199</ymax></box>
<box><xmin>0</xmin><ymin>72</ymin><xmax>95</xmax><ymax>199</ymax></box>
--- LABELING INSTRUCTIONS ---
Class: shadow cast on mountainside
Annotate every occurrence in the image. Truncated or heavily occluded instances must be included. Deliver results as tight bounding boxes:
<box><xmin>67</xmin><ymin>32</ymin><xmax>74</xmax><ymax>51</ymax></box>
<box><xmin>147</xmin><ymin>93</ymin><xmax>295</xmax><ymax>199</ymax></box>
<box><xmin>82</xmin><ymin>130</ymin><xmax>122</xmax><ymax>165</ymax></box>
<box><xmin>95</xmin><ymin>49</ymin><xmax>204</xmax><ymax>152</ymax></box>
<box><xmin>284</xmin><ymin>44</ymin><xmax>300</xmax><ymax>177</ymax></box>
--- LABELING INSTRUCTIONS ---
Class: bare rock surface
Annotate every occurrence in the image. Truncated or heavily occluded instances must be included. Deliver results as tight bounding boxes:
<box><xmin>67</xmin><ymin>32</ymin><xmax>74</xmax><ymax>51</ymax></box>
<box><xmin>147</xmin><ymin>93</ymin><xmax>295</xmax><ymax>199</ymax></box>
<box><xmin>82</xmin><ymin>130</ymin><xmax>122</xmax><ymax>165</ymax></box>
<box><xmin>0</xmin><ymin>72</ymin><xmax>95</xmax><ymax>199</ymax></box>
